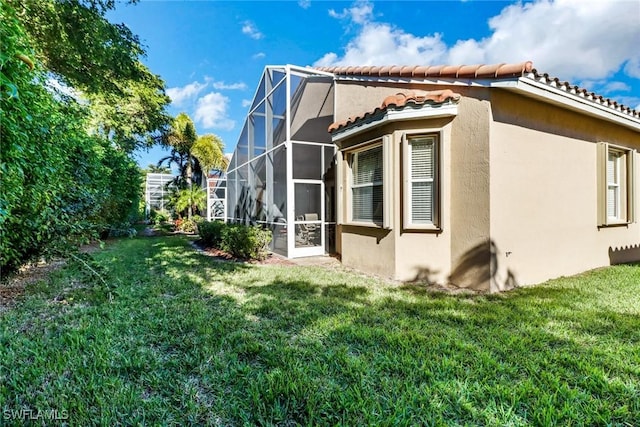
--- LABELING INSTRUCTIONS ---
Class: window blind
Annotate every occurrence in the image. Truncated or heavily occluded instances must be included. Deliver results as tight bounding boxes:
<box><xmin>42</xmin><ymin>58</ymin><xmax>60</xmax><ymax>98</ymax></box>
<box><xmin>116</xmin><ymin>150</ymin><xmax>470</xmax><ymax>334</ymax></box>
<box><xmin>410</xmin><ymin>138</ymin><xmax>435</xmax><ymax>224</ymax></box>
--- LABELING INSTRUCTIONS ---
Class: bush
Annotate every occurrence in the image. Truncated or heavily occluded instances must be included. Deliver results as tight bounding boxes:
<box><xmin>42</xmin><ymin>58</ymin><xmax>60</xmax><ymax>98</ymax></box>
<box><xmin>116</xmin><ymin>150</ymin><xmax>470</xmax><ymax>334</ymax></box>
<box><xmin>150</xmin><ymin>210</ymin><xmax>170</xmax><ymax>226</ymax></box>
<box><xmin>221</xmin><ymin>224</ymin><xmax>272</xmax><ymax>260</ymax></box>
<box><xmin>175</xmin><ymin>218</ymin><xmax>197</xmax><ymax>234</ymax></box>
<box><xmin>199</xmin><ymin>221</ymin><xmax>272</xmax><ymax>260</ymax></box>
<box><xmin>198</xmin><ymin>220</ymin><xmax>225</xmax><ymax>247</ymax></box>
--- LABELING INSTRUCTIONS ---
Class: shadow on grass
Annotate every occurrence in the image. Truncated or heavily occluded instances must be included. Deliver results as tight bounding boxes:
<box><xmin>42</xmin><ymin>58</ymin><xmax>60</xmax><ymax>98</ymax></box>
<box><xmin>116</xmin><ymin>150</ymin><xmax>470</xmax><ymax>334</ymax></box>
<box><xmin>4</xmin><ymin>235</ymin><xmax>637</xmax><ymax>426</ymax></box>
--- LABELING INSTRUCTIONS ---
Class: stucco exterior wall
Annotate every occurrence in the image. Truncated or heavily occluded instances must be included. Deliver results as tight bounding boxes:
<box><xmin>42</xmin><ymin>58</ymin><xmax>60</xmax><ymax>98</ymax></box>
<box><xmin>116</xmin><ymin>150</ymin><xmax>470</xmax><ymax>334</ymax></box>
<box><xmin>335</xmin><ymin>125</ymin><xmax>397</xmax><ymax>278</ymax></box>
<box><xmin>489</xmin><ymin>90</ymin><xmax>640</xmax><ymax>288</ymax></box>
<box><xmin>333</xmin><ymin>80</ymin><xmax>639</xmax><ymax>291</ymax></box>
<box><xmin>334</xmin><ymin>108</ymin><xmax>457</xmax><ymax>283</ymax></box>
<box><xmin>391</xmin><ymin>121</ymin><xmax>453</xmax><ymax>284</ymax></box>
<box><xmin>449</xmin><ymin>93</ymin><xmax>493</xmax><ymax>291</ymax></box>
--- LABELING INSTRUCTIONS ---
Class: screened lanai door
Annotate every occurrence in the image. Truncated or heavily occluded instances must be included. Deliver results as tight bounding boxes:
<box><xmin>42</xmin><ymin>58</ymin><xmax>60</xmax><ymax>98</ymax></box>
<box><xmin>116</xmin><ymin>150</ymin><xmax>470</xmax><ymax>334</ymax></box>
<box><xmin>292</xmin><ymin>181</ymin><xmax>324</xmax><ymax>257</ymax></box>
<box><xmin>290</xmin><ymin>142</ymin><xmax>326</xmax><ymax>257</ymax></box>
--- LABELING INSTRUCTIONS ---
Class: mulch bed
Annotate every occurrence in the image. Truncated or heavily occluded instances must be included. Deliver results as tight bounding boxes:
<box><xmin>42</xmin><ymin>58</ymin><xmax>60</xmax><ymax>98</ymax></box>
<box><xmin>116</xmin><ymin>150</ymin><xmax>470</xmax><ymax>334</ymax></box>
<box><xmin>191</xmin><ymin>241</ymin><xmax>295</xmax><ymax>266</ymax></box>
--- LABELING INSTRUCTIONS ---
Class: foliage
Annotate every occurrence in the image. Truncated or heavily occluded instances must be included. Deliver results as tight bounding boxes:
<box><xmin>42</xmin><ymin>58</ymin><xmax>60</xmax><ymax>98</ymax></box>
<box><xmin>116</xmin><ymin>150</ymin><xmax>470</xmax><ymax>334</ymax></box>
<box><xmin>149</xmin><ymin>209</ymin><xmax>170</xmax><ymax>225</ymax></box>
<box><xmin>174</xmin><ymin>218</ymin><xmax>197</xmax><ymax>234</ymax></box>
<box><xmin>85</xmin><ymin>64</ymin><xmax>172</xmax><ymax>152</ymax></box>
<box><xmin>220</xmin><ymin>223</ymin><xmax>272</xmax><ymax>260</ymax></box>
<box><xmin>159</xmin><ymin>115</ymin><xmax>228</xmax><ymax>206</ymax></box>
<box><xmin>6</xmin><ymin>0</ymin><xmax>172</xmax><ymax>153</ymax></box>
<box><xmin>164</xmin><ymin>112</ymin><xmax>197</xmax><ymax>157</ymax></box>
<box><xmin>1</xmin><ymin>235</ymin><xmax>638</xmax><ymax>425</ymax></box>
<box><xmin>191</xmin><ymin>134</ymin><xmax>229</xmax><ymax>176</ymax></box>
<box><xmin>170</xmin><ymin>186</ymin><xmax>206</xmax><ymax>219</ymax></box>
<box><xmin>198</xmin><ymin>220</ymin><xmax>225</xmax><ymax>247</ymax></box>
<box><xmin>7</xmin><ymin>0</ymin><xmax>143</xmax><ymax>96</ymax></box>
<box><xmin>0</xmin><ymin>1</ymin><xmax>146</xmax><ymax>273</ymax></box>
<box><xmin>198</xmin><ymin>220</ymin><xmax>272</xmax><ymax>260</ymax></box>
<box><xmin>143</xmin><ymin>164</ymin><xmax>171</xmax><ymax>174</ymax></box>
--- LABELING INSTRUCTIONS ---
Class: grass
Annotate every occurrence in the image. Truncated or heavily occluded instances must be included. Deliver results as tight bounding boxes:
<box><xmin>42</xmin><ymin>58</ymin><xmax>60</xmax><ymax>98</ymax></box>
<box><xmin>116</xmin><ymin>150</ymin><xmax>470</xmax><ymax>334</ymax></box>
<box><xmin>1</xmin><ymin>235</ymin><xmax>639</xmax><ymax>426</ymax></box>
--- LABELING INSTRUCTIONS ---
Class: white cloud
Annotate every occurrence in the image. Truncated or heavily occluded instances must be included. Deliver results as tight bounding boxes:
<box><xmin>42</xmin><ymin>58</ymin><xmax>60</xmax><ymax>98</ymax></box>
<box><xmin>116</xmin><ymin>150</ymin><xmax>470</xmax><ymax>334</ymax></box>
<box><xmin>242</xmin><ymin>21</ymin><xmax>264</xmax><ymax>40</ymax></box>
<box><xmin>194</xmin><ymin>92</ymin><xmax>235</xmax><ymax>131</ymax></box>
<box><xmin>328</xmin><ymin>1</ymin><xmax>373</xmax><ymax>24</ymax></box>
<box><xmin>316</xmin><ymin>0</ymin><xmax>640</xmax><ymax>83</ymax></box>
<box><xmin>212</xmin><ymin>81</ymin><xmax>247</xmax><ymax>90</ymax></box>
<box><xmin>166</xmin><ymin>81</ymin><xmax>207</xmax><ymax>106</ymax></box>
<box><xmin>315</xmin><ymin>23</ymin><xmax>447</xmax><ymax>67</ymax></box>
<box><xmin>241</xmin><ymin>99</ymin><xmax>252</xmax><ymax>108</ymax></box>
<box><xmin>252</xmin><ymin>52</ymin><xmax>266</xmax><ymax>60</ymax></box>
<box><xmin>298</xmin><ymin>0</ymin><xmax>311</xmax><ymax>9</ymax></box>
<box><xmin>601</xmin><ymin>81</ymin><xmax>631</xmax><ymax>93</ymax></box>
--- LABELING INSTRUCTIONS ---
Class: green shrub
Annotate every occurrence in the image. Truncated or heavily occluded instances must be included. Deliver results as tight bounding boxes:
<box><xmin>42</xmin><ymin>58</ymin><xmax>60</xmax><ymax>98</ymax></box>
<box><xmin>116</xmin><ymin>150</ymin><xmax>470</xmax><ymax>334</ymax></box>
<box><xmin>150</xmin><ymin>210</ymin><xmax>170</xmax><ymax>226</ymax></box>
<box><xmin>198</xmin><ymin>220</ymin><xmax>225</xmax><ymax>247</ymax></box>
<box><xmin>217</xmin><ymin>223</ymin><xmax>272</xmax><ymax>260</ymax></box>
<box><xmin>176</xmin><ymin>218</ymin><xmax>197</xmax><ymax>234</ymax></box>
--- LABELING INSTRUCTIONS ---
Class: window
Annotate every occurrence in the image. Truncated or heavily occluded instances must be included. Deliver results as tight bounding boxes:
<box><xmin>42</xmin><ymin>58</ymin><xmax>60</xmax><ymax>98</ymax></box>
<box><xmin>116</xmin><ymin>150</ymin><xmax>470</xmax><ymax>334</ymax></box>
<box><xmin>404</xmin><ymin>134</ymin><xmax>439</xmax><ymax>229</ymax></box>
<box><xmin>599</xmin><ymin>143</ymin><xmax>635</xmax><ymax>226</ymax></box>
<box><xmin>607</xmin><ymin>149</ymin><xmax>623</xmax><ymax>220</ymax></box>
<box><xmin>349</xmin><ymin>144</ymin><xmax>383</xmax><ymax>224</ymax></box>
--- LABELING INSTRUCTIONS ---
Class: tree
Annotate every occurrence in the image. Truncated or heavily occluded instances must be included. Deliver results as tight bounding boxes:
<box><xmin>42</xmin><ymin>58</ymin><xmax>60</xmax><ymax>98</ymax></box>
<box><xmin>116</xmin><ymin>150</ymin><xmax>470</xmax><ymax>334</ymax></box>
<box><xmin>192</xmin><ymin>134</ymin><xmax>229</xmax><ymax>178</ymax></box>
<box><xmin>171</xmin><ymin>187</ymin><xmax>206</xmax><ymax>219</ymax></box>
<box><xmin>159</xmin><ymin>114</ymin><xmax>229</xmax><ymax>219</ymax></box>
<box><xmin>8</xmin><ymin>0</ymin><xmax>143</xmax><ymax>97</ymax></box>
<box><xmin>160</xmin><ymin>113</ymin><xmax>198</xmax><ymax>218</ymax></box>
<box><xmin>7</xmin><ymin>0</ymin><xmax>172</xmax><ymax>153</ymax></box>
<box><xmin>85</xmin><ymin>64</ymin><xmax>172</xmax><ymax>152</ymax></box>
<box><xmin>144</xmin><ymin>164</ymin><xmax>172</xmax><ymax>174</ymax></box>
<box><xmin>0</xmin><ymin>0</ymin><xmax>163</xmax><ymax>274</ymax></box>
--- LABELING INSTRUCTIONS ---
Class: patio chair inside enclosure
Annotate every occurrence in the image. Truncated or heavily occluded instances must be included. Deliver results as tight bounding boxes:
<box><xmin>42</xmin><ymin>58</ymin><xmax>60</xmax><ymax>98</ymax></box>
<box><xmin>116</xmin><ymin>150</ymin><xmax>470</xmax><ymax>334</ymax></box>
<box><xmin>296</xmin><ymin>213</ymin><xmax>319</xmax><ymax>246</ymax></box>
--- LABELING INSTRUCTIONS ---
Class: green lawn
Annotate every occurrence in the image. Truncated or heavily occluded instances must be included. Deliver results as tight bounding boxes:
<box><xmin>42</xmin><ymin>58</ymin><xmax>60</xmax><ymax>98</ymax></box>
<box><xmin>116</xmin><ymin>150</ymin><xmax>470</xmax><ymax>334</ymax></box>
<box><xmin>1</xmin><ymin>235</ymin><xmax>639</xmax><ymax>426</ymax></box>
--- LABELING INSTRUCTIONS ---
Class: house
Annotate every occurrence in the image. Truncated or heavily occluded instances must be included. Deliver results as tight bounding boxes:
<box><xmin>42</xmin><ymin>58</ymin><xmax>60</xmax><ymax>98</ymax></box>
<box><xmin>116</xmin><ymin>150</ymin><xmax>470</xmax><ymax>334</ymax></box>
<box><xmin>222</xmin><ymin>62</ymin><xmax>640</xmax><ymax>291</ymax></box>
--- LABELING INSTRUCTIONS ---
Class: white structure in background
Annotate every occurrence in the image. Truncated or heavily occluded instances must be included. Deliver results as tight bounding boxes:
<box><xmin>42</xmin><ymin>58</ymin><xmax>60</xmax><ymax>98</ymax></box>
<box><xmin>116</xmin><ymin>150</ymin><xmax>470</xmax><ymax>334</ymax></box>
<box><xmin>207</xmin><ymin>174</ymin><xmax>226</xmax><ymax>221</ymax></box>
<box><xmin>144</xmin><ymin>173</ymin><xmax>175</xmax><ymax>218</ymax></box>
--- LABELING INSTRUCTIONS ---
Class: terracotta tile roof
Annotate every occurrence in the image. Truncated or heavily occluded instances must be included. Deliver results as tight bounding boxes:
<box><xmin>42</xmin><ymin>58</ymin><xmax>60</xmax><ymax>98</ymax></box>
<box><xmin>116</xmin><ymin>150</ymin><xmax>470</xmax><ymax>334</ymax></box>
<box><xmin>328</xmin><ymin>89</ymin><xmax>461</xmax><ymax>133</ymax></box>
<box><xmin>316</xmin><ymin>61</ymin><xmax>534</xmax><ymax>79</ymax></box>
<box><xmin>316</xmin><ymin>61</ymin><xmax>639</xmax><ymax>122</ymax></box>
<box><xmin>524</xmin><ymin>70</ymin><xmax>639</xmax><ymax>118</ymax></box>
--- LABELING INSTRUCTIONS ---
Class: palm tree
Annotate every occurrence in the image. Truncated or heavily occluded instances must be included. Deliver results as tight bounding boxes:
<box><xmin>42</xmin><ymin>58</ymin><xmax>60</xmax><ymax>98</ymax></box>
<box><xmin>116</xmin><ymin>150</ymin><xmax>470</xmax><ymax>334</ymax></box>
<box><xmin>192</xmin><ymin>133</ymin><xmax>229</xmax><ymax>184</ymax></box>
<box><xmin>172</xmin><ymin>186</ymin><xmax>206</xmax><ymax>217</ymax></box>
<box><xmin>158</xmin><ymin>113</ymin><xmax>229</xmax><ymax>219</ymax></box>
<box><xmin>159</xmin><ymin>113</ymin><xmax>197</xmax><ymax>217</ymax></box>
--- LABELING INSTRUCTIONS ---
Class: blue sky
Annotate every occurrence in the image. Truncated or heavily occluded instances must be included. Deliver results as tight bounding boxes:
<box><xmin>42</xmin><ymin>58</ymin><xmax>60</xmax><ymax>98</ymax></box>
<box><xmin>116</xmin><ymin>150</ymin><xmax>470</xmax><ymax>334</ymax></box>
<box><xmin>106</xmin><ymin>0</ymin><xmax>640</xmax><ymax>169</ymax></box>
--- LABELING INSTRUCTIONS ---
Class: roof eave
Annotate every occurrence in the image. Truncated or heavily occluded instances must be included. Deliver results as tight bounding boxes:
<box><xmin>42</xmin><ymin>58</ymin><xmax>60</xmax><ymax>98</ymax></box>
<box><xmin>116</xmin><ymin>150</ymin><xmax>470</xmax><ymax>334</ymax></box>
<box><xmin>492</xmin><ymin>78</ymin><xmax>640</xmax><ymax>132</ymax></box>
<box><xmin>331</xmin><ymin>103</ymin><xmax>459</xmax><ymax>142</ymax></box>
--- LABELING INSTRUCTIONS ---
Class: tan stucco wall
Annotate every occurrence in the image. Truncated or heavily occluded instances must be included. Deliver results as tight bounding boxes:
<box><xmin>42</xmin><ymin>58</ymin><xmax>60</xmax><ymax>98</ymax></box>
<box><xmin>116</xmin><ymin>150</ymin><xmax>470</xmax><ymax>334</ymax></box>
<box><xmin>334</xmin><ymin>106</ymin><xmax>456</xmax><ymax>283</ymax></box>
<box><xmin>449</xmin><ymin>93</ymin><xmax>493</xmax><ymax>290</ymax></box>
<box><xmin>489</xmin><ymin>90</ymin><xmax>640</xmax><ymax>289</ymax></box>
<box><xmin>391</xmin><ymin>121</ymin><xmax>453</xmax><ymax>284</ymax></box>
<box><xmin>333</xmin><ymin>80</ymin><xmax>640</xmax><ymax>291</ymax></box>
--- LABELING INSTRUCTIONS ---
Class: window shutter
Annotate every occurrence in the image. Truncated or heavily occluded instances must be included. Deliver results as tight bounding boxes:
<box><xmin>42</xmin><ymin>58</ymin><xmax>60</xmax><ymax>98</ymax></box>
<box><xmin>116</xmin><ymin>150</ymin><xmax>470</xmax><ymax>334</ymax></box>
<box><xmin>597</xmin><ymin>142</ymin><xmax>607</xmax><ymax>226</ymax></box>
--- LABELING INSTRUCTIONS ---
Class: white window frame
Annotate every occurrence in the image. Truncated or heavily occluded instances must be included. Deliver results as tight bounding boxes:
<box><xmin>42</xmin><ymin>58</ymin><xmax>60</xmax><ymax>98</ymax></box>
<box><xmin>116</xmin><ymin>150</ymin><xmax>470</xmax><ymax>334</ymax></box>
<box><xmin>347</xmin><ymin>141</ymin><xmax>384</xmax><ymax>227</ymax></box>
<box><xmin>598</xmin><ymin>142</ymin><xmax>635</xmax><ymax>226</ymax></box>
<box><xmin>403</xmin><ymin>131</ymin><xmax>441</xmax><ymax>231</ymax></box>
